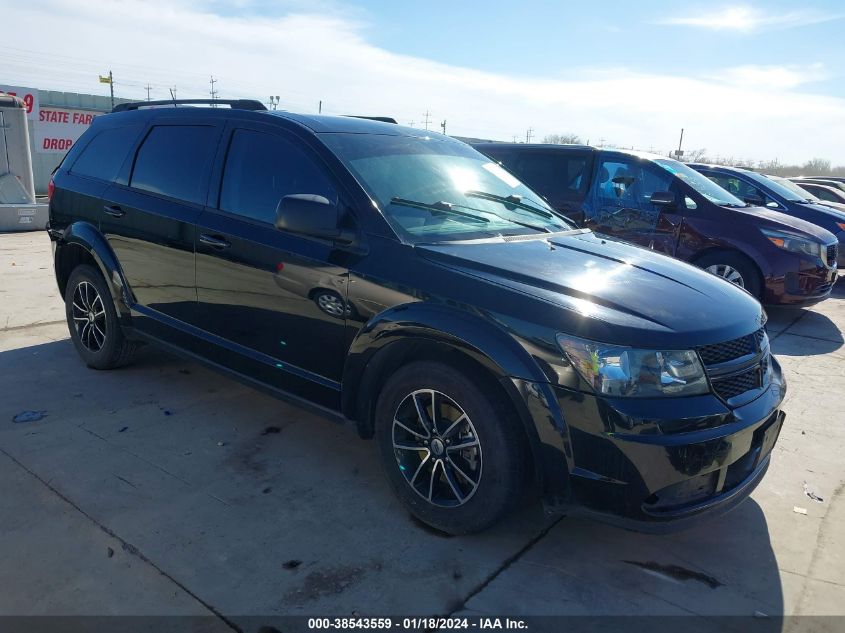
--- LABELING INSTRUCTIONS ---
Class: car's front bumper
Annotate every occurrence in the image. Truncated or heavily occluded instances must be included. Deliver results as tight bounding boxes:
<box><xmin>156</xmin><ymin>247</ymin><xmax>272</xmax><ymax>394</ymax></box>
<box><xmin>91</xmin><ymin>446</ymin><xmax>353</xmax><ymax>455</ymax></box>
<box><xmin>518</xmin><ymin>356</ymin><xmax>786</xmax><ymax>532</ymax></box>
<box><xmin>763</xmin><ymin>252</ymin><xmax>838</xmax><ymax>306</ymax></box>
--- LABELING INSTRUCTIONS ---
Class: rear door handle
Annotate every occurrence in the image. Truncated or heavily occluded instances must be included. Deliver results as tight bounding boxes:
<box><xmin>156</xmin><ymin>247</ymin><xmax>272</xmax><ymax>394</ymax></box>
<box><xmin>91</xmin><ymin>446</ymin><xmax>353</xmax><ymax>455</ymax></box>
<box><xmin>199</xmin><ymin>234</ymin><xmax>231</xmax><ymax>249</ymax></box>
<box><xmin>103</xmin><ymin>205</ymin><xmax>125</xmax><ymax>218</ymax></box>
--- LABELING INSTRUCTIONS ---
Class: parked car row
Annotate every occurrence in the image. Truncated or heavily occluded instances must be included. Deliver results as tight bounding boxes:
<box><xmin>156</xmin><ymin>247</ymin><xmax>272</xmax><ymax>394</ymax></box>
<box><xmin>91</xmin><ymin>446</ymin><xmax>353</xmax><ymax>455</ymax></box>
<box><xmin>48</xmin><ymin>100</ymin><xmax>805</xmax><ymax>535</ymax></box>
<box><xmin>475</xmin><ymin>144</ymin><xmax>841</xmax><ymax>305</ymax></box>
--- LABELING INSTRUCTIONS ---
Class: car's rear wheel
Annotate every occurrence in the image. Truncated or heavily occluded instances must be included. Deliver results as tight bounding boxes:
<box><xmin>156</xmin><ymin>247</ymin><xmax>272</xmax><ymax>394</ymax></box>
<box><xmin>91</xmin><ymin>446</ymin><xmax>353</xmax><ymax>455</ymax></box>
<box><xmin>696</xmin><ymin>251</ymin><xmax>762</xmax><ymax>299</ymax></box>
<box><xmin>375</xmin><ymin>361</ymin><xmax>526</xmax><ymax>534</ymax></box>
<box><xmin>64</xmin><ymin>265</ymin><xmax>136</xmax><ymax>369</ymax></box>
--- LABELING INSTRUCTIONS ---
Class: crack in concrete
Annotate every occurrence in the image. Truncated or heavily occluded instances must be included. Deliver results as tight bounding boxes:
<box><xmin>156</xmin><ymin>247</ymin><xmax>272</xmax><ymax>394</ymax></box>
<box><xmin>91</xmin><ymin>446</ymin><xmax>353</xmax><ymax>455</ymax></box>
<box><xmin>0</xmin><ymin>319</ymin><xmax>65</xmax><ymax>333</ymax></box>
<box><xmin>445</xmin><ymin>515</ymin><xmax>566</xmax><ymax>620</ymax></box>
<box><xmin>0</xmin><ymin>446</ymin><xmax>242</xmax><ymax>633</ymax></box>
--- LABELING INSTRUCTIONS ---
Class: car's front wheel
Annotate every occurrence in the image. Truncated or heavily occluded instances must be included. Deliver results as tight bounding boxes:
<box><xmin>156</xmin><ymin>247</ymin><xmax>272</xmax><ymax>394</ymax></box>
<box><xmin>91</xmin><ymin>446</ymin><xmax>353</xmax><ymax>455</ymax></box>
<box><xmin>64</xmin><ymin>265</ymin><xmax>137</xmax><ymax>369</ymax></box>
<box><xmin>375</xmin><ymin>361</ymin><xmax>527</xmax><ymax>534</ymax></box>
<box><xmin>696</xmin><ymin>251</ymin><xmax>762</xmax><ymax>299</ymax></box>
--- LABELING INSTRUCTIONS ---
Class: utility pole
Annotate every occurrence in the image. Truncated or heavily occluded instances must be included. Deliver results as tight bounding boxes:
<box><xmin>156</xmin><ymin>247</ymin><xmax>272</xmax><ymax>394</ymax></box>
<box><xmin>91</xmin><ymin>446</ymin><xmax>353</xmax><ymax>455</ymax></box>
<box><xmin>512</xmin><ymin>135</ymin><xmax>518</xmax><ymax>143</ymax></box>
<box><xmin>676</xmin><ymin>128</ymin><xmax>684</xmax><ymax>160</ymax></box>
<box><xmin>598</xmin><ymin>137</ymin><xmax>606</xmax><ymax>148</ymax></box>
<box><xmin>525</xmin><ymin>127</ymin><xmax>533</xmax><ymax>143</ymax></box>
<box><xmin>318</xmin><ymin>100</ymin><xmax>322</xmax><ymax>114</ymax></box>
<box><xmin>408</xmin><ymin>120</ymin><xmax>416</xmax><ymax>128</ymax></box>
<box><xmin>209</xmin><ymin>75</ymin><xmax>218</xmax><ymax>106</ymax></box>
<box><xmin>145</xmin><ymin>83</ymin><xmax>152</xmax><ymax>101</ymax></box>
<box><xmin>169</xmin><ymin>87</ymin><xmax>177</xmax><ymax>104</ymax></box>
<box><xmin>423</xmin><ymin>110</ymin><xmax>432</xmax><ymax>131</ymax></box>
<box><xmin>440</xmin><ymin>119</ymin><xmax>446</xmax><ymax>135</ymax></box>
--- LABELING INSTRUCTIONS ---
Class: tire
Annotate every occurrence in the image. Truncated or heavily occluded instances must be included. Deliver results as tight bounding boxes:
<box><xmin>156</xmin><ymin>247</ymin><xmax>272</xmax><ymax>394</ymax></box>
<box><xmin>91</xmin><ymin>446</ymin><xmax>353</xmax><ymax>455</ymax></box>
<box><xmin>64</xmin><ymin>264</ymin><xmax>137</xmax><ymax>369</ymax></box>
<box><xmin>696</xmin><ymin>251</ymin><xmax>762</xmax><ymax>299</ymax></box>
<box><xmin>375</xmin><ymin>361</ymin><xmax>527</xmax><ymax>534</ymax></box>
<box><xmin>313</xmin><ymin>289</ymin><xmax>352</xmax><ymax>319</ymax></box>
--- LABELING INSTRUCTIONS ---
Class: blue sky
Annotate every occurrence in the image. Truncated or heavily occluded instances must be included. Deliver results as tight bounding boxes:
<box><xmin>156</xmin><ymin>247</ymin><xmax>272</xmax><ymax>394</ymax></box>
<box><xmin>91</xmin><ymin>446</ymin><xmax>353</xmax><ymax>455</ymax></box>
<box><xmin>3</xmin><ymin>0</ymin><xmax>844</xmax><ymax>163</ymax></box>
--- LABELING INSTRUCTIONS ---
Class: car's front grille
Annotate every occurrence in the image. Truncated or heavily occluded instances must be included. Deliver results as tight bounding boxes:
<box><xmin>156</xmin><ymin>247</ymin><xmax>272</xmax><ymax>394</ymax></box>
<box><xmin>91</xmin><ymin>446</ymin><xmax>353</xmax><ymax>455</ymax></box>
<box><xmin>827</xmin><ymin>244</ymin><xmax>838</xmax><ymax>268</ymax></box>
<box><xmin>697</xmin><ymin>328</ymin><xmax>763</xmax><ymax>365</ymax></box>
<box><xmin>710</xmin><ymin>366</ymin><xmax>762</xmax><ymax>400</ymax></box>
<box><xmin>696</xmin><ymin>328</ymin><xmax>770</xmax><ymax>403</ymax></box>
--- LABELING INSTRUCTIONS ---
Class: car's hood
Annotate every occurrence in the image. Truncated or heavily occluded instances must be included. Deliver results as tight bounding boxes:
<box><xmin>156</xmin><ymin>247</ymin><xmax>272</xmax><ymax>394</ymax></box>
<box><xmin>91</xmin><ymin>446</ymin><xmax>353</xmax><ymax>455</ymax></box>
<box><xmin>814</xmin><ymin>199</ymin><xmax>845</xmax><ymax>213</ymax></box>
<box><xmin>798</xmin><ymin>201</ymin><xmax>845</xmax><ymax>222</ymax></box>
<box><xmin>417</xmin><ymin>230</ymin><xmax>765</xmax><ymax>349</ymax></box>
<box><xmin>731</xmin><ymin>205</ymin><xmax>838</xmax><ymax>241</ymax></box>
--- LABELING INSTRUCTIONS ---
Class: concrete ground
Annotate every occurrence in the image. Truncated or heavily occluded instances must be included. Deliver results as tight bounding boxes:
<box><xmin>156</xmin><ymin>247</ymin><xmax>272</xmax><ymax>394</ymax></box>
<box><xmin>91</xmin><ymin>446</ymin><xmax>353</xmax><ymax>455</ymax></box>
<box><xmin>1</xmin><ymin>231</ymin><xmax>844</xmax><ymax>631</ymax></box>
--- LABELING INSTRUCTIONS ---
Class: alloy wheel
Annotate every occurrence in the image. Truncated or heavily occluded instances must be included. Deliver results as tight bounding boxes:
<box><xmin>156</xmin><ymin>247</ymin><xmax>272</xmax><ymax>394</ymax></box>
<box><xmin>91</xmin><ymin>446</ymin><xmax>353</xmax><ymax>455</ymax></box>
<box><xmin>71</xmin><ymin>281</ymin><xmax>107</xmax><ymax>352</ymax></box>
<box><xmin>316</xmin><ymin>292</ymin><xmax>348</xmax><ymax>318</ymax></box>
<box><xmin>392</xmin><ymin>389</ymin><xmax>482</xmax><ymax>507</ymax></box>
<box><xmin>705</xmin><ymin>264</ymin><xmax>745</xmax><ymax>288</ymax></box>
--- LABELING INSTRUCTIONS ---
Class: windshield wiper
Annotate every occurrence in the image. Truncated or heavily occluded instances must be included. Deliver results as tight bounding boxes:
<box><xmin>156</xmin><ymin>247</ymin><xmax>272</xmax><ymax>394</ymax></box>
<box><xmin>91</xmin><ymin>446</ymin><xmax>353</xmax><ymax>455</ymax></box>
<box><xmin>390</xmin><ymin>197</ymin><xmax>551</xmax><ymax>234</ymax></box>
<box><xmin>450</xmin><ymin>202</ymin><xmax>552</xmax><ymax>233</ymax></box>
<box><xmin>464</xmin><ymin>190</ymin><xmax>554</xmax><ymax>219</ymax></box>
<box><xmin>390</xmin><ymin>197</ymin><xmax>490</xmax><ymax>223</ymax></box>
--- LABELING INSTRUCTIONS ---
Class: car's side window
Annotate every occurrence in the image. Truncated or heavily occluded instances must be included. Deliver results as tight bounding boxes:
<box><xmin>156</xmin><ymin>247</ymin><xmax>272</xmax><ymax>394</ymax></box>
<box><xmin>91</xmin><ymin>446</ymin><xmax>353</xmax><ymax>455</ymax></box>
<box><xmin>814</xmin><ymin>187</ymin><xmax>837</xmax><ymax>202</ymax></box>
<box><xmin>587</xmin><ymin>158</ymin><xmax>673</xmax><ymax>231</ymax></box>
<box><xmin>219</xmin><ymin>129</ymin><xmax>337</xmax><ymax>224</ymax></box>
<box><xmin>505</xmin><ymin>152</ymin><xmax>590</xmax><ymax>206</ymax></box>
<box><xmin>130</xmin><ymin>125</ymin><xmax>218</xmax><ymax>205</ymax></box>
<box><xmin>70</xmin><ymin>125</ymin><xmax>142</xmax><ymax>182</ymax></box>
<box><xmin>707</xmin><ymin>174</ymin><xmax>768</xmax><ymax>205</ymax></box>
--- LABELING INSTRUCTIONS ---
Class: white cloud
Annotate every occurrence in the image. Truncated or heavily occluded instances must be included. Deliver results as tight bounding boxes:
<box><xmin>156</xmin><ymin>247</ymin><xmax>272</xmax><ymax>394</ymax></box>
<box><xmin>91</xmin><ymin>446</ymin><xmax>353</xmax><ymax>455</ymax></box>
<box><xmin>2</xmin><ymin>0</ymin><xmax>845</xmax><ymax>164</ymax></box>
<box><xmin>710</xmin><ymin>63</ymin><xmax>829</xmax><ymax>89</ymax></box>
<box><xmin>659</xmin><ymin>5</ymin><xmax>843</xmax><ymax>32</ymax></box>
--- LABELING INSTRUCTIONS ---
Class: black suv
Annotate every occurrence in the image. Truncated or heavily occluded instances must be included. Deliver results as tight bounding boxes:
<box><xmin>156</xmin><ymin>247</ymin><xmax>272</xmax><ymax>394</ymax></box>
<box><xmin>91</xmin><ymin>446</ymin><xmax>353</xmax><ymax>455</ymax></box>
<box><xmin>48</xmin><ymin>100</ymin><xmax>785</xmax><ymax>534</ymax></box>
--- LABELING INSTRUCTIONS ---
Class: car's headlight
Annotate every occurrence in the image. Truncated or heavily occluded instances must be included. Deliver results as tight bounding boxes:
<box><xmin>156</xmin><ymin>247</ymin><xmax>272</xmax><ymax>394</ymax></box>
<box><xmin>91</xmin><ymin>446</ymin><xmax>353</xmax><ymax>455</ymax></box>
<box><xmin>556</xmin><ymin>334</ymin><xmax>709</xmax><ymax>398</ymax></box>
<box><xmin>761</xmin><ymin>229</ymin><xmax>823</xmax><ymax>258</ymax></box>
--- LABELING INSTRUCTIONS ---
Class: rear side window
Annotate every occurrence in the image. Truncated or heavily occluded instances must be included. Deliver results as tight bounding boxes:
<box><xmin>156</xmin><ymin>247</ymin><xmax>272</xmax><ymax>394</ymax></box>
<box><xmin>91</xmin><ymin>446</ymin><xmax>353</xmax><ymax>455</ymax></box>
<box><xmin>130</xmin><ymin>125</ymin><xmax>218</xmax><ymax>205</ymax></box>
<box><xmin>219</xmin><ymin>129</ymin><xmax>336</xmax><ymax>224</ymax></box>
<box><xmin>70</xmin><ymin>125</ymin><xmax>141</xmax><ymax>182</ymax></box>
<box><xmin>497</xmin><ymin>151</ymin><xmax>590</xmax><ymax>205</ymax></box>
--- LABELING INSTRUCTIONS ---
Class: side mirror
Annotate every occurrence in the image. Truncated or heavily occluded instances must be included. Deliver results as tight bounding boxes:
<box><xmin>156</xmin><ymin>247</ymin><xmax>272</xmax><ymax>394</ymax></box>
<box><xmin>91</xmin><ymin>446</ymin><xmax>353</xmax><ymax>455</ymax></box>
<box><xmin>744</xmin><ymin>194</ymin><xmax>765</xmax><ymax>207</ymax></box>
<box><xmin>274</xmin><ymin>194</ymin><xmax>353</xmax><ymax>243</ymax></box>
<box><xmin>649</xmin><ymin>191</ymin><xmax>675</xmax><ymax>207</ymax></box>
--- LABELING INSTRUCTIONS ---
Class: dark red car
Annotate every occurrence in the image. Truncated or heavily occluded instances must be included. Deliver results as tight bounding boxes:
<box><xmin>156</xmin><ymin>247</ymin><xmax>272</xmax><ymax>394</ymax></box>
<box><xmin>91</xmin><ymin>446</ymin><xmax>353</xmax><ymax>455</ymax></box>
<box><xmin>475</xmin><ymin>144</ymin><xmax>838</xmax><ymax>306</ymax></box>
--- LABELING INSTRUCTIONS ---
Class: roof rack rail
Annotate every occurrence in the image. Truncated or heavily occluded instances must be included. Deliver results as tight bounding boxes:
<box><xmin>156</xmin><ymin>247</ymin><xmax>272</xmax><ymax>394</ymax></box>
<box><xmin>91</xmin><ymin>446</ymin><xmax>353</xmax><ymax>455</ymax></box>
<box><xmin>112</xmin><ymin>99</ymin><xmax>268</xmax><ymax>113</ymax></box>
<box><xmin>346</xmin><ymin>116</ymin><xmax>398</xmax><ymax>124</ymax></box>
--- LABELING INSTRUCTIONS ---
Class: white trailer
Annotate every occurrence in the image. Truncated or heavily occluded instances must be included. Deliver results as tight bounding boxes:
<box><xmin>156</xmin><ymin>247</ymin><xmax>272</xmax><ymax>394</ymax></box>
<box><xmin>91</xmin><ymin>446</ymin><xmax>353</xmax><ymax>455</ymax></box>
<box><xmin>0</xmin><ymin>92</ymin><xmax>48</xmax><ymax>231</ymax></box>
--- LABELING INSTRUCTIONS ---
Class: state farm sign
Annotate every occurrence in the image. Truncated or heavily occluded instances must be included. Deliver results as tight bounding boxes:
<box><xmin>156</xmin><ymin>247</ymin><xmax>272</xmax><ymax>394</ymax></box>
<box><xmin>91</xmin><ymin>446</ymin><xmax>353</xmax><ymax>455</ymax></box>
<box><xmin>35</xmin><ymin>107</ymin><xmax>100</xmax><ymax>154</ymax></box>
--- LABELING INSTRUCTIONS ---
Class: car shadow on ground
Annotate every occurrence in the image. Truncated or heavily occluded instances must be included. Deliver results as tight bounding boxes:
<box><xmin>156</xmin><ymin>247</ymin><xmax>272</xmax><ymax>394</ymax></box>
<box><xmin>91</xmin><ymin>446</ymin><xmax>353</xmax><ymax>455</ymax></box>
<box><xmin>1</xmin><ymin>337</ymin><xmax>785</xmax><ymax>622</ymax></box>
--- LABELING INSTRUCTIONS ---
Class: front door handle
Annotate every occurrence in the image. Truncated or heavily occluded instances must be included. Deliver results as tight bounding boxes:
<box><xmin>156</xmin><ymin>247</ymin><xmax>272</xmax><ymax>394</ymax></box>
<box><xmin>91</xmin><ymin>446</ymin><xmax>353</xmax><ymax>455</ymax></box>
<box><xmin>103</xmin><ymin>205</ymin><xmax>125</xmax><ymax>218</ymax></box>
<box><xmin>199</xmin><ymin>234</ymin><xmax>231</xmax><ymax>249</ymax></box>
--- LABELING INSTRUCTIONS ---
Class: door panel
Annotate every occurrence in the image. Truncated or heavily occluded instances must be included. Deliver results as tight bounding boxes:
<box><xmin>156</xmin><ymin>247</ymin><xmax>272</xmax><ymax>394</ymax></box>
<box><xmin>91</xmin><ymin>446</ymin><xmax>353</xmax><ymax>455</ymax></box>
<box><xmin>101</xmin><ymin>184</ymin><xmax>199</xmax><ymax>325</ymax></box>
<box><xmin>191</xmin><ymin>124</ymin><xmax>351</xmax><ymax>406</ymax></box>
<box><xmin>100</xmin><ymin>122</ymin><xmax>222</xmax><ymax>329</ymax></box>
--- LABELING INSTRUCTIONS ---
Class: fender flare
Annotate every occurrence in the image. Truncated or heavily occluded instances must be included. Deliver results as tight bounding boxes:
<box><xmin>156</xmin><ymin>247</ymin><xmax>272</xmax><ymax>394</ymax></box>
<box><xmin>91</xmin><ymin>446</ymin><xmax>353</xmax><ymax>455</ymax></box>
<box><xmin>55</xmin><ymin>222</ymin><xmax>133</xmax><ymax>322</ymax></box>
<box><xmin>341</xmin><ymin>301</ymin><xmax>571</xmax><ymax>495</ymax></box>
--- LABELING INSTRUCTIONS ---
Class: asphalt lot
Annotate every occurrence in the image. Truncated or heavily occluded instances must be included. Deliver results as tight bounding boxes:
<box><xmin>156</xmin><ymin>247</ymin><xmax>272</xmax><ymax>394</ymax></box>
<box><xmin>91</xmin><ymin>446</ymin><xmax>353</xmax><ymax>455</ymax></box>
<box><xmin>1</xmin><ymin>231</ymin><xmax>844</xmax><ymax>631</ymax></box>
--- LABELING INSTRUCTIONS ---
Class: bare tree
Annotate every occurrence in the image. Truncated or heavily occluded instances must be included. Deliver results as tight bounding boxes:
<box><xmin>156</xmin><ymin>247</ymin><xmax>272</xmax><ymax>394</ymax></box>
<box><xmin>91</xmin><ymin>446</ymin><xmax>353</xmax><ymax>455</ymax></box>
<box><xmin>685</xmin><ymin>148</ymin><xmax>708</xmax><ymax>162</ymax></box>
<box><xmin>803</xmin><ymin>158</ymin><xmax>832</xmax><ymax>176</ymax></box>
<box><xmin>543</xmin><ymin>133</ymin><xmax>583</xmax><ymax>145</ymax></box>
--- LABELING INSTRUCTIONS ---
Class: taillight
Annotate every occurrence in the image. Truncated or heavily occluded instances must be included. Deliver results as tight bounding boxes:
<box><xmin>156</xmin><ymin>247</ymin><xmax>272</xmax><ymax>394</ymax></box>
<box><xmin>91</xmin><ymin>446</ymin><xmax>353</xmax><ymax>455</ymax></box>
<box><xmin>48</xmin><ymin>178</ymin><xmax>55</xmax><ymax>200</ymax></box>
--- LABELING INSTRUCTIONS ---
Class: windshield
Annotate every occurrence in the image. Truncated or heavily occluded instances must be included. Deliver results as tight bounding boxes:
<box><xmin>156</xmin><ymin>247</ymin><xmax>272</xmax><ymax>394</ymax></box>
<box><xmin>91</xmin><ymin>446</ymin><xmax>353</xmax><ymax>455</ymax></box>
<box><xmin>319</xmin><ymin>133</ymin><xmax>575</xmax><ymax>242</ymax></box>
<box><xmin>653</xmin><ymin>159</ymin><xmax>746</xmax><ymax>207</ymax></box>
<box><xmin>744</xmin><ymin>171</ymin><xmax>805</xmax><ymax>202</ymax></box>
<box><xmin>767</xmin><ymin>176</ymin><xmax>817</xmax><ymax>202</ymax></box>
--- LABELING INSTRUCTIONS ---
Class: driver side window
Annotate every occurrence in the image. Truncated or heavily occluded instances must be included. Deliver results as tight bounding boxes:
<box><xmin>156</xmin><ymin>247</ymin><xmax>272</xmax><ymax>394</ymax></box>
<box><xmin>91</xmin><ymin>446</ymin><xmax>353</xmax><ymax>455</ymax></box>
<box><xmin>588</xmin><ymin>158</ymin><xmax>673</xmax><ymax>231</ymax></box>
